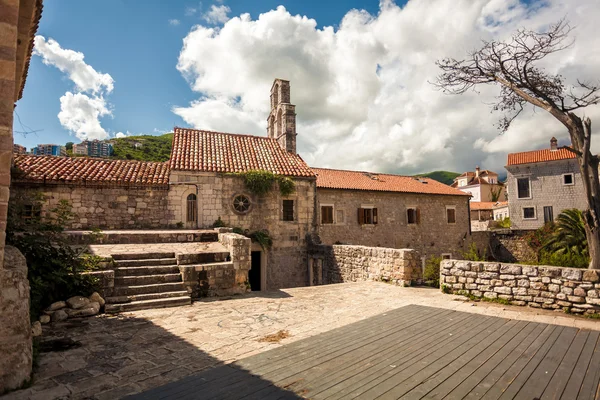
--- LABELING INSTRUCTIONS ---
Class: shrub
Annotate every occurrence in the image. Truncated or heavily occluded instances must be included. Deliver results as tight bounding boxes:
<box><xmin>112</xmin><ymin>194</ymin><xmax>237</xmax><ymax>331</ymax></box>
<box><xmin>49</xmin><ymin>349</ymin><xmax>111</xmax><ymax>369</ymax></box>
<box><xmin>278</xmin><ymin>177</ymin><xmax>296</xmax><ymax>196</ymax></box>
<box><xmin>424</xmin><ymin>255</ymin><xmax>442</xmax><ymax>287</ymax></box>
<box><xmin>539</xmin><ymin>250</ymin><xmax>588</xmax><ymax>269</ymax></box>
<box><xmin>463</xmin><ymin>242</ymin><xmax>487</xmax><ymax>261</ymax></box>
<box><xmin>238</xmin><ymin>170</ymin><xmax>296</xmax><ymax>196</ymax></box>
<box><xmin>212</xmin><ymin>217</ymin><xmax>227</xmax><ymax>228</ymax></box>
<box><xmin>496</xmin><ymin>217</ymin><xmax>511</xmax><ymax>229</ymax></box>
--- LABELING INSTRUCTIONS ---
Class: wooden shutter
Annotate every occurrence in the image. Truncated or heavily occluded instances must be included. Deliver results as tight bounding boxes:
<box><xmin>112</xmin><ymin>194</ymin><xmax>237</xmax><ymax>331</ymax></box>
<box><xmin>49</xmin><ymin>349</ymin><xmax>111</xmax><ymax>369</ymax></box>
<box><xmin>373</xmin><ymin>208</ymin><xmax>378</xmax><ymax>224</ymax></box>
<box><xmin>358</xmin><ymin>208</ymin><xmax>364</xmax><ymax>224</ymax></box>
<box><xmin>416</xmin><ymin>208</ymin><xmax>421</xmax><ymax>224</ymax></box>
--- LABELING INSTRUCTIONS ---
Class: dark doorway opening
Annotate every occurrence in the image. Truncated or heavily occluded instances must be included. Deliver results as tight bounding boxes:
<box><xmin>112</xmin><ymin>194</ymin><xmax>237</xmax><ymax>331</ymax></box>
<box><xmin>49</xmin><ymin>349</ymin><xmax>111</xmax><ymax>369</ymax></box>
<box><xmin>249</xmin><ymin>251</ymin><xmax>261</xmax><ymax>291</ymax></box>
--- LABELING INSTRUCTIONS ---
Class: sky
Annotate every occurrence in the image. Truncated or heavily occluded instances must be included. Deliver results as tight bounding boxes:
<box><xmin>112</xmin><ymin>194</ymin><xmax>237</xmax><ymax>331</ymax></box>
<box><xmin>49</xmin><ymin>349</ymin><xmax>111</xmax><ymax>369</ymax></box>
<box><xmin>14</xmin><ymin>0</ymin><xmax>600</xmax><ymax>175</ymax></box>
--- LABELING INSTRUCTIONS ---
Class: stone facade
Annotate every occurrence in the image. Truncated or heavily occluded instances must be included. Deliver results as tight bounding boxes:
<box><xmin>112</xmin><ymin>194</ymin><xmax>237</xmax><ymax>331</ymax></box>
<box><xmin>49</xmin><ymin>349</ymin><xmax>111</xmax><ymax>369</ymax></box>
<box><xmin>316</xmin><ymin>188</ymin><xmax>470</xmax><ymax>260</ymax></box>
<box><xmin>441</xmin><ymin>259</ymin><xmax>600</xmax><ymax>314</ymax></box>
<box><xmin>11</xmin><ymin>184</ymin><xmax>172</xmax><ymax>229</ymax></box>
<box><xmin>267</xmin><ymin>79</ymin><xmax>296</xmax><ymax>154</ymax></box>
<box><xmin>310</xmin><ymin>244</ymin><xmax>421</xmax><ymax>286</ymax></box>
<box><xmin>506</xmin><ymin>158</ymin><xmax>586</xmax><ymax>230</ymax></box>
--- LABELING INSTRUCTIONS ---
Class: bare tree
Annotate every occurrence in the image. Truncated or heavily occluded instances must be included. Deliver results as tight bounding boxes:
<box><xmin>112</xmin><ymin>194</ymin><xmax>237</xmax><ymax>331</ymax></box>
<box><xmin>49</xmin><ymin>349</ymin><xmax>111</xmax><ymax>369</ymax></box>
<box><xmin>435</xmin><ymin>20</ymin><xmax>600</xmax><ymax>269</ymax></box>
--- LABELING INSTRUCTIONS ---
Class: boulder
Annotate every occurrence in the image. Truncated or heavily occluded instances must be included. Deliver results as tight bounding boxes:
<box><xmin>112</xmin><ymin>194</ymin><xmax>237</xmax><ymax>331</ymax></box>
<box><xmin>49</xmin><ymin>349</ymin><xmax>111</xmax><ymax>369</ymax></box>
<box><xmin>31</xmin><ymin>321</ymin><xmax>42</xmax><ymax>337</ymax></box>
<box><xmin>39</xmin><ymin>315</ymin><xmax>50</xmax><ymax>324</ymax></box>
<box><xmin>66</xmin><ymin>302</ymin><xmax>100</xmax><ymax>318</ymax></box>
<box><xmin>66</xmin><ymin>296</ymin><xmax>90</xmax><ymax>309</ymax></box>
<box><xmin>52</xmin><ymin>309</ymin><xmax>68</xmax><ymax>322</ymax></box>
<box><xmin>47</xmin><ymin>301</ymin><xmax>67</xmax><ymax>311</ymax></box>
<box><xmin>89</xmin><ymin>292</ymin><xmax>105</xmax><ymax>307</ymax></box>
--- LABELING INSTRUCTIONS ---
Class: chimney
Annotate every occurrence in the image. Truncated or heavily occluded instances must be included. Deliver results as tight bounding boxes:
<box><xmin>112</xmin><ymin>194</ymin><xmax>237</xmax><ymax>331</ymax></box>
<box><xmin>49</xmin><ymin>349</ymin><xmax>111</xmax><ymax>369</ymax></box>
<box><xmin>550</xmin><ymin>137</ymin><xmax>558</xmax><ymax>151</ymax></box>
<box><xmin>475</xmin><ymin>165</ymin><xmax>480</xmax><ymax>178</ymax></box>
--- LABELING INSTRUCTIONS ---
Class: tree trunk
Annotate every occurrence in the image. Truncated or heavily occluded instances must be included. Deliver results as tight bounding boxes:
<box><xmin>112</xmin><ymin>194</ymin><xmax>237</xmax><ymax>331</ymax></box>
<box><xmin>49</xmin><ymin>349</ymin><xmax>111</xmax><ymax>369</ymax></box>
<box><xmin>584</xmin><ymin>213</ymin><xmax>600</xmax><ymax>269</ymax></box>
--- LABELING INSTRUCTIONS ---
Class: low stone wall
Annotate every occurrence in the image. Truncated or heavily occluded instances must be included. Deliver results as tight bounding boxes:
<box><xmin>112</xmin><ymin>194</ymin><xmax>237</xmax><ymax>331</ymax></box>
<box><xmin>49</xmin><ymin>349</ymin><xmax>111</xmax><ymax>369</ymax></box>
<box><xmin>311</xmin><ymin>245</ymin><xmax>421</xmax><ymax>286</ymax></box>
<box><xmin>441</xmin><ymin>259</ymin><xmax>600</xmax><ymax>314</ymax></box>
<box><xmin>471</xmin><ymin>230</ymin><xmax>537</xmax><ymax>264</ymax></box>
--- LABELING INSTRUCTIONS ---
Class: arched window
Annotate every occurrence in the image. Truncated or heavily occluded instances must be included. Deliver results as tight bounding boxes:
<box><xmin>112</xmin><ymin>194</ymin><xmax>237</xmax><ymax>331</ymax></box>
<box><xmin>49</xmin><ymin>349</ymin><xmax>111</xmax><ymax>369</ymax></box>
<box><xmin>272</xmin><ymin>83</ymin><xmax>279</xmax><ymax>107</ymax></box>
<box><xmin>186</xmin><ymin>193</ymin><xmax>197</xmax><ymax>222</ymax></box>
<box><xmin>276</xmin><ymin>108</ymin><xmax>283</xmax><ymax>137</ymax></box>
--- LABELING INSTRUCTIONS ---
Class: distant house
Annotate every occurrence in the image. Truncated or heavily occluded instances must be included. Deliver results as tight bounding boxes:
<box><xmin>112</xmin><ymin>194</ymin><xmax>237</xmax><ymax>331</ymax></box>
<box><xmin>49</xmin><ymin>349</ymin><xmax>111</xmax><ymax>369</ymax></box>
<box><xmin>505</xmin><ymin>137</ymin><xmax>585</xmax><ymax>230</ymax></box>
<box><xmin>452</xmin><ymin>166</ymin><xmax>506</xmax><ymax>202</ymax></box>
<box><xmin>493</xmin><ymin>201</ymin><xmax>509</xmax><ymax>221</ymax></box>
<box><xmin>73</xmin><ymin>140</ymin><xmax>113</xmax><ymax>157</ymax></box>
<box><xmin>13</xmin><ymin>144</ymin><xmax>26</xmax><ymax>154</ymax></box>
<box><xmin>31</xmin><ymin>144</ymin><xmax>66</xmax><ymax>157</ymax></box>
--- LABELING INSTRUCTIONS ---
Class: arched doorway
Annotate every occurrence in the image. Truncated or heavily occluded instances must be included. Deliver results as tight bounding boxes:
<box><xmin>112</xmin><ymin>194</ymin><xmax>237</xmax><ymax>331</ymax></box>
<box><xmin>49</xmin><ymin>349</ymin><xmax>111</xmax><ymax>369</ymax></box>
<box><xmin>186</xmin><ymin>193</ymin><xmax>197</xmax><ymax>228</ymax></box>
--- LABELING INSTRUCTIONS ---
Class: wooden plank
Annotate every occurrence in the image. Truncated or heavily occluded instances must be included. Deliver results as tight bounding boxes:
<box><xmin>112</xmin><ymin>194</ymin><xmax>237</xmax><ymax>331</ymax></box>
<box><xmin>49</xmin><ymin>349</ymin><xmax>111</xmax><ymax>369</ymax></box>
<box><xmin>373</xmin><ymin>319</ymin><xmax>523</xmax><ymax>399</ymax></box>
<box><xmin>481</xmin><ymin>325</ymin><xmax>563</xmax><ymax>400</ymax></box>
<box><xmin>510</xmin><ymin>327</ymin><xmax>578</xmax><ymax>399</ymax></box>
<box><xmin>419</xmin><ymin>321</ymin><xmax>537</xmax><ymax>400</ymax></box>
<box><xmin>282</xmin><ymin>308</ymin><xmax>475</xmax><ymax>396</ymax></box>
<box><xmin>561</xmin><ymin>331</ymin><xmax>600</xmax><ymax>400</ymax></box>
<box><xmin>540</xmin><ymin>329</ymin><xmax>590</xmax><ymax>400</ymax></box>
<box><xmin>577</xmin><ymin>332</ymin><xmax>600</xmax><ymax>400</ymax></box>
<box><xmin>444</xmin><ymin>322</ymin><xmax>546</xmax><ymax>400</ymax></box>
<box><xmin>323</xmin><ymin>315</ymin><xmax>506</xmax><ymax>399</ymax></box>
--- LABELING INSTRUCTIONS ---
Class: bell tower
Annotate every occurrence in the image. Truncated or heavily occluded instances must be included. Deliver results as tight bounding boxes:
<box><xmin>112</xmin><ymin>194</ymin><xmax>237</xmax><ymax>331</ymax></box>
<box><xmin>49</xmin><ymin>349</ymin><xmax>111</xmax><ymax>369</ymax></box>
<box><xmin>267</xmin><ymin>79</ymin><xmax>297</xmax><ymax>154</ymax></box>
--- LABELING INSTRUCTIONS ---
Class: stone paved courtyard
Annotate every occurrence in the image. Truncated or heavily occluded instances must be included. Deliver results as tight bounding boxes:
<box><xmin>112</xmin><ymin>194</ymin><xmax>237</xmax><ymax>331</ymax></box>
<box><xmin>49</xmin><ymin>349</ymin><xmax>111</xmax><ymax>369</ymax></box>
<box><xmin>3</xmin><ymin>282</ymin><xmax>599</xmax><ymax>400</ymax></box>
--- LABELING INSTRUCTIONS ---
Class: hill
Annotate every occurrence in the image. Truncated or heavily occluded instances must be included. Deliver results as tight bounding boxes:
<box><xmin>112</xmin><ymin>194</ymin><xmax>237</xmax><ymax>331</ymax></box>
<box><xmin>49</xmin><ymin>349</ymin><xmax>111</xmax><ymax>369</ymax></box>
<box><xmin>415</xmin><ymin>170</ymin><xmax>460</xmax><ymax>185</ymax></box>
<box><xmin>110</xmin><ymin>133</ymin><xmax>173</xmax><ymax>162</ymax></box>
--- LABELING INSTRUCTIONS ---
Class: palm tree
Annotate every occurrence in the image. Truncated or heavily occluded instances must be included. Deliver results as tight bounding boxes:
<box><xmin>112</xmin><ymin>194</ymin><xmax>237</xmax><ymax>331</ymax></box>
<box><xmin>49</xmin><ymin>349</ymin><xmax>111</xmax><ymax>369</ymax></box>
<box><xmin>543</xmin><ymin>209</ymin><xmax>588</xmax><ymax>258</ymax></box>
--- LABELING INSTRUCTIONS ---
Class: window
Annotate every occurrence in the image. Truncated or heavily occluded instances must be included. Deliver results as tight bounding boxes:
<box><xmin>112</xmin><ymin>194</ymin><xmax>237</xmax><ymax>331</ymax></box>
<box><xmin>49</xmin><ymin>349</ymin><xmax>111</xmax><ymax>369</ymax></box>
<box><xmin>358</xmin><ymin>207</ymin><xmax>378</xmax><ymax>225</ymax></box>
<box><xmin>523</xmin><ymin>207</ymin><xmax>536</xmax><ymax>220</ymax></box>
<box><xmin>407</xmin><ymin>207</ymin><xmax>420</xmax><ymax>225</ymax></box>
<box><xmin>543</xmin><ymin>206</ymin><xmax>554</xmax><ymax>223</ymax></box>
<box><xmin>336</xmin><ymin>209</ymin><xmax>345</xmax><ymax>224</ymax></box>
<box><xmin>441</xmin><ymin>254</ymin><xmax>452</xmax><ymax>260</ymax></box>
<box><xmin>446</xmin><ymin>208</ymin><xmax>456</xmax><ymax>224</ymax></box>
<box><xmin>517</xmin><ymin>177</ymin><xmax>531</xmax><ymax>199</ymax></box>
<box><xmin>563</xmin><ymin>173</ymin><xmax>574</xmax><ymax>186</ymax></box>
<box><xmin>22</xmin><ymin>204</ymin><xmax>41</xmax><ymax>220</ymax></box>
<box><xmin>321</xmin><ymin>205</ymin><xmax>334</xmax><ymax>224</ymax></box>
<box><xmin>186</xmin><ymin>194</ymin><xmax>197</xmax><ymax>222</ymax></box>
<box><xmin>282</xmin><ymin>200</ymin><xmax>294</xmax><ymax>221</ymax></box>
<box><xmin>232</xmin><ymin>194</ymin><xmax>251</xmax><ymax>214</ymax></box>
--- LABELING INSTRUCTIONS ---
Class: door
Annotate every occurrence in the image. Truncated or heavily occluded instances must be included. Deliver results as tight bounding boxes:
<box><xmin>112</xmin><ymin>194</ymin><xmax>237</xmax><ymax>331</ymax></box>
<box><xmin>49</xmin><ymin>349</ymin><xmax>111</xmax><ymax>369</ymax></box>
<box><xmin>249</xmin><ymin>251</ymin><xmax>261</xmax><ymax>291</ymax></box>
<box><xmin>543</xmin><ymin>206</ymin><xmax>554</xmax><ymax>224</ymax></box>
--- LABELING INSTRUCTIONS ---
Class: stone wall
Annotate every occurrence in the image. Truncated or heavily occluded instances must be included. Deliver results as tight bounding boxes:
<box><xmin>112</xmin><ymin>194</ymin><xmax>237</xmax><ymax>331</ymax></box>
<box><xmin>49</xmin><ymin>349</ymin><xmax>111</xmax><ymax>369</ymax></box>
<box><xmin>506</xmin><ymin>158</ymin><xmax>586</xmax><ymax>230</ymax></box>
<box><xmin>169</xmin><ymin>172</ymin><xmax>316</xmax><ymax>289</ymax></box>
<box><xmin>441</xmin><ymin>259</ymin><xmax>600</xmax><ymax>314</ymax></box>
<box><xmin>471</xmin><ymin>230</ymin><xmax>538</xmax><ymax>264</ymax></box>
<box><xmin>11</xmin><ymin>184</ymin><xmax>172</xmax><ymax>229</ymax></box>
<box><xmin>311</xmin><ymin>244</ymin><xmax>421</xmax><ymax>286</ymax></box>
<box><xmin>316</xmin><ymin>188</ymin><xmax>470</xmax><ymax>260</ymax></box>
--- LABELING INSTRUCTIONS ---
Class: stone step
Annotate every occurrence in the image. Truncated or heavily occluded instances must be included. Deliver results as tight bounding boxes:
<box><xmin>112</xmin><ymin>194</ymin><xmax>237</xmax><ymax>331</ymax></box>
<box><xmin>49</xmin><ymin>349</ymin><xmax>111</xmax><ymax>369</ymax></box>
<box><xmin>113</xmin><ymin>282</ymin><xmax>186</xmax><ymax>296</ymax></box>
<box><xmin>114</xmin><ymin>258</ymin><xmax>178</xmax><ymax>267</ymax></box>
<box><xmin>115</xmin><ymin>265</ymin><xmax>180</xmax><ymax>277</ymax></box>
<box><xmin>115</xmin><ymin>273</ymin><xmax>182</xmax><ymax>287</ymax></box>
<box><xmin>105</xmin><ymin>291</ymin><xmax>190</xmax><ymax>304</ymax></box>
<box><xmin>112</xmin><ymin>252</ymin><xmax>176</xmax><ymax>261</ymax></box>
<box><xmin>196</xmin><ymin>261</ymin><xmax>235</xmax><ymax>270</ymax></box>
<box><xmin>105</xmin><ymin>296</ymin><xmax>191</xmax><ymax>313</ymax></box>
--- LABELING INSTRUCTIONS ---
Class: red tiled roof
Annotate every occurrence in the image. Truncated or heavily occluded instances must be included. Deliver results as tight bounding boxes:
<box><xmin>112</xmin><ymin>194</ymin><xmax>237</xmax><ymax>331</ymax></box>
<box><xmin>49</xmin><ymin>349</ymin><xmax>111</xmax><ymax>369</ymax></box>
<box><xmin>312</xmin><ymin>168</ymin><xmax>470</xmax><ymax>196</ymax></box>
<box><xmin>507</xmin><ymin>148</ymin><xmax>576</xmax><ymax>166</ymax></box>
<box><xmin>13</xmin><ymin>155</ymin><xmax>170</xmax><ymax>187</ymax></box>
<box><xmin>470</xmin><ymin>201</ymin><xmax>508</xmax><ymax>211</ymax></box>
<box><xmin>169</xmin><ymin>128</ymin><xmax>315</xmax><ymax>177</ymax></box>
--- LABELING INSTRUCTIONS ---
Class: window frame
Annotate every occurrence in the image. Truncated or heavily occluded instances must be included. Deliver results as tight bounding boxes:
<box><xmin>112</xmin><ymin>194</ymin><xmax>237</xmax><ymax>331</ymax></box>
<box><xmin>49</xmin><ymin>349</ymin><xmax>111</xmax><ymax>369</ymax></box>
<box><xmin>446</xmin><ymin>206</ymin><xmax>456</xmax><ymax>224</ymax></box>
<box><xmin>358</xmin><ymin>205</ymin><xmax>378</xmax><ymax>225</ymax></box>
<box><xmin>522</xmin><ymin>206</ymin><xmax>536</xmax><ymax>220</ymax></box>
<box><xmin>282</xmin><ymin>199</ymin><xmax>295</xmax><ymax>222</ymax></box>
<box><xmin>516</xmin><ymin>177</ymin><xmax>532</xmax><ymax>200</ymax></box>
<box><xmin>441</xmin><ymin>253</ymin><xmax>452</xmax><ymax>260</ymax></box>
<box><xmin>186</xmin><ymin>193</ymin><xmax>198</xmax><ymax>223</ymax></box>
<box><xmin>232</xmin><ymin>193</ymin><xmax>252</xmax><ymax>215</ymax></box>
<box><xmin>562</xmin><ymin>173</ymin><xmax>574</xmax><ymax>186</ymax></box>
<box><xmin>543</xmin><ymin>205</ymin><xmax>554</xmax><ymax>223</ymax></box>
<box><xmin>320</xmin><ymin>204</ymin><xmax>334</xmax><ymax>225</ymax></box>
<box><xmin>407</xmin><ymin>206</ymin><xmax>420</xmax><ymax>225</ymax></box>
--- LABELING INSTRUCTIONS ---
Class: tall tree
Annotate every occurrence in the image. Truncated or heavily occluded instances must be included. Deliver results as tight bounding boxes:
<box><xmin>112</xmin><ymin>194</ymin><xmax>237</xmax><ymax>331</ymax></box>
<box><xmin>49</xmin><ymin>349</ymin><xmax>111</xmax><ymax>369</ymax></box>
<box><xmin>434</xmin><ymin>20</ymin><xmax>600</xmax><ymax>269</ymax></box>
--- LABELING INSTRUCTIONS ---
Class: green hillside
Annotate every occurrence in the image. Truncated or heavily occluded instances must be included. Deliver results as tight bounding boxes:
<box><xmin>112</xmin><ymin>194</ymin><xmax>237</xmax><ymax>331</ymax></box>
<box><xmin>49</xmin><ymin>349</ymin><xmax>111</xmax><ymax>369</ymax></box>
<box><xmin>415</xmin><ymin>170</ymin><xmax>460</xmax><ymax>185</ymax></box>
<box><xmin>110</xmin><ymin>133</ymin><xmax>173</xmax><ymax>162</ymax></box>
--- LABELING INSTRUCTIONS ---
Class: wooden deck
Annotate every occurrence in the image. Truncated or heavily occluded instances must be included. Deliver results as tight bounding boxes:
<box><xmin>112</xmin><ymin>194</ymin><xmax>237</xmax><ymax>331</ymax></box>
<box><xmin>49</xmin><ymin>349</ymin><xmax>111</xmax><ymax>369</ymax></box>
<box><xmin>127</xmin><ymin>305</ymin><xmax>600</xmax><ymax>399</ymax></box>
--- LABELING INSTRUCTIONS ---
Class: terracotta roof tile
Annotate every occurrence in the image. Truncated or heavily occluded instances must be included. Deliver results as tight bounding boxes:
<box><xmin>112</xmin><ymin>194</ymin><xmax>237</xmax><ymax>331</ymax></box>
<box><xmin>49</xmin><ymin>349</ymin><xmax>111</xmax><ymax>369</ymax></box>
<box><xmin>507</xmin><ymin>148</ymin><xmax>576</xmax><ymax>166</ymax></box>
<box><xmin>470</xmin><ymin>201</ymin><xmax>508</xmax><ymax>211</ymax></box>
<box><xmin>312</xmin><ymin>168</ymin><xmax>470</xmax><ymax>196</ymax></box>
<box><xmin>13</xmin><ymin>155</ymin><xmax>170</xmax><ymax>187</ymax></box>
<box><xmin>170</xmin><ymin>128</ymin><xmax>315</xmax><ymax>177</ymax></box>
<box><xmin>19</xmin><ymin>0</ymin><xmax>44</xmax><ymax>101</ymax></box>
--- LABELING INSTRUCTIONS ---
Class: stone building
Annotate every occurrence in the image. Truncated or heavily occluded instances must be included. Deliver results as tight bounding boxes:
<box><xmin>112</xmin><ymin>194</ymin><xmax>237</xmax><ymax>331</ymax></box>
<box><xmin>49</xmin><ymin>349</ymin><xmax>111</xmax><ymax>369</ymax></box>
<box><xmin>452</xmin><ymin>166</ymin><xmax>506</xmax><ymax>202</ymax></box>
<box><xmin>506</xmin><ymin>137</ymin><xmax>585</xmax><ymax>230</ymax></box>
<box><xmin>11</xmin><ymin>78</ymin><xmax>471</xmax><ymax>291</ymax></box>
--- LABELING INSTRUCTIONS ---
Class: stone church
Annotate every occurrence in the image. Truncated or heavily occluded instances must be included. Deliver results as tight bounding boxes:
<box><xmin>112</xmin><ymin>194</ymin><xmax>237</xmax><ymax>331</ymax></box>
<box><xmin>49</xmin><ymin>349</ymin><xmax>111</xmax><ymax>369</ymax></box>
<box><xmin>11</xmin><ymin>79</ymin><xmax>471</xmax><ymax>290</ymax></box>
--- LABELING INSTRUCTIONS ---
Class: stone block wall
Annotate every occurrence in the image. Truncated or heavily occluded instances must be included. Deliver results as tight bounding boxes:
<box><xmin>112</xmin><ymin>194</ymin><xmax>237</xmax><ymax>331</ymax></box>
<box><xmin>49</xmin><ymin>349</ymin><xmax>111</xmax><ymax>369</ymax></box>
<box><xmin>312</xmin><ymin>244</ymin><xmax>421</xmax><ymax>286</ymax></box>
<box><xmin>441</xmin><ymin>259</ymin><xmax>600</xmax><ymax>314</ymax></box>
<box><xmin>471</xmin><ymin>230</ymin><xmax>538</xmax><ymax>264</ymax></box>
<box><xmin>11</xmin><ymin>184</ymin><xmax>172</xmax><ymax>229</ymax></box>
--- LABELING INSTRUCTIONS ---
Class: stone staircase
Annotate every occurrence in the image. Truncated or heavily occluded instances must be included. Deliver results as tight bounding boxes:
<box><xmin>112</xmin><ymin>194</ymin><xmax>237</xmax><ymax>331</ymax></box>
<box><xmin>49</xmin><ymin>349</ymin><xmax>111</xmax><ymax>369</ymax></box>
<box><xmin>105</xmin><ymin>252</ymin><xmax>191</xmax><ymax>313</ymax></box>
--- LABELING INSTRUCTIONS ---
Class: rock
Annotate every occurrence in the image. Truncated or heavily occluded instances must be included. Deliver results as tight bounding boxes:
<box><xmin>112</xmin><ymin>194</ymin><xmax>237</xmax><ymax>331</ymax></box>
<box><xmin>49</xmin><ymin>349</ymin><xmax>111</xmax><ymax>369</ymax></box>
<box><xmin>66</xmin><ymin>302</ymin><xmax>100</xmax><ymax>318</ymax></box>
<box><xmin>39</xmin><ymin>315</ymin><xmax>50</xmax><ymax>324</ymax></box>
<box><xmin>31</xmin><ymin>321</ymin><xmax>42</xmax><ymax>337</ymax></box>
<box><xmin>583</xmin><ymin>270</ymin><xmax>600</xmax><ymax>283</ymax></box>
<box><xmin>52</xmin><ymin>309</ymin><xmax>68</xmax><ymax>322</ymax></box>
<box><xmin>66</xmin><ymin>296</ymin><xmax>90</xmax><ymax>309</ymax></box>
<box><xmin>89</xmin><ymin>292</ymin><xmax>105</xmax><ymax>307</ymax></box>
<box><xmin>47</xmin><ymin>301</ymin><xmax>67</xmax><ymax>311</ymax></box>
<box><xmin>561</xmin><ymin>268</ymin><xmax>583</xmax><ymax>281</ymax></box>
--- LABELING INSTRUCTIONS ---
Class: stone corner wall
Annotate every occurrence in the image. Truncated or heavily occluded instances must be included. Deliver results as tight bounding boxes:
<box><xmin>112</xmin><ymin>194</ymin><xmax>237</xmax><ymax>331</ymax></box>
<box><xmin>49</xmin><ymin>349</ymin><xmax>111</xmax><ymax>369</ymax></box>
<box><xmin>218</xmin><ymin>232</ymin><xmax>251</xmax><ymax>288</ymax></box>
<box><xmin>311</xmin><ymin>244</ymin><xmax>421</xmax><ymax>286</ymax></box>
<box><xmin>440</xmin><ymin>259</ymin><xmax>600</xmax><ymax>315</ymax></box>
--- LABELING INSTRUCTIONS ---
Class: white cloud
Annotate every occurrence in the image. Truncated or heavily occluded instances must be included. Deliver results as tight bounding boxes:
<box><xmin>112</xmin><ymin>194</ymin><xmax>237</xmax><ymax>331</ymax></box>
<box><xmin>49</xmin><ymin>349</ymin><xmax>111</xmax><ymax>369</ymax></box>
<box><xmin>115</xmin><ymin>132</ymin><xmax>127</xmax><ymax>138</ymax></box>
<box><xmin>202</xmin><ymin>5</ymin><xmax>231</xmax><ymax>24</ymax></box>
<box><xmin>169</xmin><ymin>19</ymin><xmax>181</xmax><ymax>26</ymax></box>
<box><xmin>185</xmin><ymin>5</ymin><xmax>199</xmax><ymax>16</ymax></box>
<box><xmin>174</xmin><ymin>1</ymin><xmax>600</xmax><ymax>175</ymax></box>
<box><xmin>33</xmin><ymin>36</ymin><xmax>115</xmax><ymax>141</ymax></box>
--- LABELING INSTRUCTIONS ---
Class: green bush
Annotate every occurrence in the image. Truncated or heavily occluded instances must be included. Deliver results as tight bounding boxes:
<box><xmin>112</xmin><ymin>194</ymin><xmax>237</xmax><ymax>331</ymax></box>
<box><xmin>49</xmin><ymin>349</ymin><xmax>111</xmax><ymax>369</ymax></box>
<box><xmin>241</xmin><ymin>170</ymin><xmax>276</xmax><ymax>196</ymax></box>
<box><xmin>463</xmin><ymin>242</ymin><xmax>487</xmax><ymax>261</ymax></box>
<box><xmin>496</xmin><ymin>217</ymin><xmax>511</xmax><ymax>228</ymax></box>
<box><xmin>212</xmin><ymin>217</ymin><xmax>227</xmax><ymax>228</ymax></box>
<box><xmin>424</xmin><ymin>255</ymin><xmax>442</xmax><ymax>287</ymax></box>
<box><xmin>539</xmin><ymin>250</ymin><xmax>588</xmax><ymax>269</ymax></box>
<box><xmin>278</xmin><ymin>177</ymin><xmax>296</xmax><ymax>196</ymax></box>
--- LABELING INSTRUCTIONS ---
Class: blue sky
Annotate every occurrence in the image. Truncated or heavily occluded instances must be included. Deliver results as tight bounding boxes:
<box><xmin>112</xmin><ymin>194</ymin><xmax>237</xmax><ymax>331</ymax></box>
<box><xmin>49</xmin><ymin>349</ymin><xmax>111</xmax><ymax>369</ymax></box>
<box><xmin>14</xmin><ymin>0</ymin><xmax>382</xmax><ymax>149</ymax></box>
